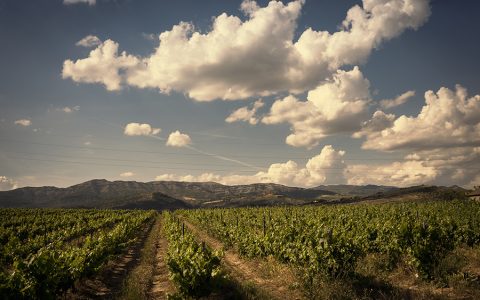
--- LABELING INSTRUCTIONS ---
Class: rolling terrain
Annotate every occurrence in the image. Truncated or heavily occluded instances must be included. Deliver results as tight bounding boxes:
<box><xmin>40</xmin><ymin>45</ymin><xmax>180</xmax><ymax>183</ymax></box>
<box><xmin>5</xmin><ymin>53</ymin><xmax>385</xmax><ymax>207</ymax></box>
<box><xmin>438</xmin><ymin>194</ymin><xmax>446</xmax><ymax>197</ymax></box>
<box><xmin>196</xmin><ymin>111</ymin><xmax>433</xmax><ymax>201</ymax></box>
<box><xmin>0</xmin><ymin>179</ymin><xmax>468</xmax><ymax>209</ymax></box>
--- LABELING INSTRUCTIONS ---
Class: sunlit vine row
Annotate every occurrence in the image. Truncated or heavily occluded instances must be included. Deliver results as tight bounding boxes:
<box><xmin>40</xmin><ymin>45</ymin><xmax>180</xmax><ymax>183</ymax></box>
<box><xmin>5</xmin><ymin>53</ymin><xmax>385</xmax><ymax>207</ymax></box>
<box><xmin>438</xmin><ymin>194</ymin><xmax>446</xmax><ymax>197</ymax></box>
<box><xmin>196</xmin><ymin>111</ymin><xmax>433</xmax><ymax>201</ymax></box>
<box><xmin>179</xmin><ymin>200</ymin><xmax>480</xmax><ymax>281</ymax></box>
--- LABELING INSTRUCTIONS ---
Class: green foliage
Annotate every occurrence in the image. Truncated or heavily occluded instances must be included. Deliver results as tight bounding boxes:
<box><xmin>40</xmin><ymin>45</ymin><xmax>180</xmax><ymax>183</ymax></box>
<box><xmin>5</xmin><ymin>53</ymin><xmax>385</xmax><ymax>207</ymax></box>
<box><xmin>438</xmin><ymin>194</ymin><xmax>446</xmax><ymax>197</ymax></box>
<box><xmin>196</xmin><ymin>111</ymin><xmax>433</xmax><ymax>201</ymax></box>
<box><xmin>163</xmin><ymin>211</ymin><xmax>222</xmax><ymax>298</ymax></box>
<box><xmin>178</xmin><ymin>200</ymin><xmax>480</xmax><ymax>285</ymax></box>
<box><xmin>0</xmin><ymin>208</ymin><xmax>155</xmax><ymax>299</ymax></box>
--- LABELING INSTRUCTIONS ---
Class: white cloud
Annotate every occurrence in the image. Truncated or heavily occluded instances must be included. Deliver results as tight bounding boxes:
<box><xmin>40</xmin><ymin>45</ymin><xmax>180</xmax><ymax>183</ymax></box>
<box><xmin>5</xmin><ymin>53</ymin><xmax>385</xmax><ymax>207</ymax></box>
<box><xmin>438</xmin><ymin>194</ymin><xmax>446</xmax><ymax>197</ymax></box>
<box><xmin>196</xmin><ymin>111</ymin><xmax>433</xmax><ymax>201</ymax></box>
<box><xmin>62</xmin><ymin>0</ymin><xmax>430</xmax><ymax>101</ymax></box>
<box><xmin>120</xmin><ymin>172</ymin><xmax>134</xmax><ymax>177</ymax></box>
<box><xmin>153</xmin><ymin>141</ymin><xmax>480</xmax><ymax>187</ymax></box>
<box><xmin>166</xmin><ymin>131</ymin><xmax>192</xmax><ymax>147</ymax></box>
<box><xmin>62</xmin><ymin>40</ymin><xmax>139</xmax><ymax>91</ymax></box>
<box><xmin>76</xmin><ymin>35</ymin><xmax>101</xmax><ymax>48</ymax></box>
<box><xmin>350</xmin><ymin>84</ymin><xmax>480</xmax><ymax>187</ymax></box>
<box><xmin>63</xmin><ymin>0</ymin><xmax>96</xmax><ymax>5</ymax></box>
<box><xmin>225</xmin><ymin>99</ymin><xmax>264</xmax><ymax>125</ymax></box>
<box><xmin>14</xmin><ymin>119</ymin><xmax>31</xmax><ymax>127</ymax></box>
<box><xmin>380</xmin><ymin>90</ymin><xmax>415</xmax><ymax>109</ymax></box>
<box><xmin>58</xmin><ymin>106</ymin><xmax>80</xmax><ymax>113</ymax></box>
<box><xmin>353</xmin><ymin>110</ymin><xmax>395</xmax><ymax>138</ymax></box>
<box><xmin>359</xmin><ymin>85</ymin><xmax>480</xmax><ymax>151</ymax></box>
<box><xmin>155</xmin><ymin>145</ymin><xmax>347</xmax><ymax>187</ymax></box>
<box><xmin>124</xmin><ymin>123</ymin><xmax>161</xmax><ymax>136</ymax></box>
<box><xmin>0</xmin><ymin>176</ymin><xmax>17</xmax><ymax>191</ymax></box>
<box><xmin>346</xmin><ymin>160</ymin><xmax>438</xmax><ymax>187</ymax></box>
<box><xmin>262</xmin><ymin>67</ymin><xmax>371</xmax><ymax>148</ymax></box>
<box><xmin>347</xmin><ymin>146</ymin><xmax>480</xmax><ymax>187</ymax></box>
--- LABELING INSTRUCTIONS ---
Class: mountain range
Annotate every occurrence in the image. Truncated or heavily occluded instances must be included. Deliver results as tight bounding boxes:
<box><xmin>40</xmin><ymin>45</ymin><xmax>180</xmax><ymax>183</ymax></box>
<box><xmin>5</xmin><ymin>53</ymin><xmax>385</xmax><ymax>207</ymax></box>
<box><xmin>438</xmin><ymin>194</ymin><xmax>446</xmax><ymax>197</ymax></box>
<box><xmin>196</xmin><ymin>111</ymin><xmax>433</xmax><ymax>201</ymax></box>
<box><xmin>0</xmin><ymin>179</ymin><xmax>467</xmax><ymax>209</ymax></box>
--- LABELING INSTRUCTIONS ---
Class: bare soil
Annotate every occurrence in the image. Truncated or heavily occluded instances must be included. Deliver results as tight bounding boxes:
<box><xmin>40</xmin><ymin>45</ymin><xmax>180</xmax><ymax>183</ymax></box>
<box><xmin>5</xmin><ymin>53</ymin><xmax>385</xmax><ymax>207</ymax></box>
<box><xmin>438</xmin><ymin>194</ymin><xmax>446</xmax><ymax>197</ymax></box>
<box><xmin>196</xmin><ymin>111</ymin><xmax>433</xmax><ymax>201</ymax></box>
<box><xmin>149</xmin><ymin>217</ymin><xmax>176</xmax><ymax>299</ymax></box>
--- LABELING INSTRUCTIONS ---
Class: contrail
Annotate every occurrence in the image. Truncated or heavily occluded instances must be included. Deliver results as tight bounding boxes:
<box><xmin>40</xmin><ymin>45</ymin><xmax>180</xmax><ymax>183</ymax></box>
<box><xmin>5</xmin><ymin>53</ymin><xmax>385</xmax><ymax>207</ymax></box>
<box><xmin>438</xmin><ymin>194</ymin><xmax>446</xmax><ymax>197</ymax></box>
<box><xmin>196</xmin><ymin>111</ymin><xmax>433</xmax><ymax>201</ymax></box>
<box><xmin>185</xmin><ymin>145</ymin><xmax>262</xmax><ymax>171</ymax></box>
<box><xmin>81</xmin><ymin>116</ymin><xmax>262</xmax><ymax>171</ymax></box>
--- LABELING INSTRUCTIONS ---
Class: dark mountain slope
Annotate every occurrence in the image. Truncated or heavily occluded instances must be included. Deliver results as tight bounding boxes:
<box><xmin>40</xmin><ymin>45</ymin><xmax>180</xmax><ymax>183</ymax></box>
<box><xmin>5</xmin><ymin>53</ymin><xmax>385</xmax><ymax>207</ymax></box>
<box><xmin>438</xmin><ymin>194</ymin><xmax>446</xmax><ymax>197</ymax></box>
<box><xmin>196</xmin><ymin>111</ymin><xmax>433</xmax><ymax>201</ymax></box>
<box><xmin>0</xmin><ymin>179</ymin><xmax>334</xmax><ymax>209</ymax></box>
<box><xmin>311</xmin><ymin>184</ymin><xmax>398</xmax><ymax>197</ymax></box>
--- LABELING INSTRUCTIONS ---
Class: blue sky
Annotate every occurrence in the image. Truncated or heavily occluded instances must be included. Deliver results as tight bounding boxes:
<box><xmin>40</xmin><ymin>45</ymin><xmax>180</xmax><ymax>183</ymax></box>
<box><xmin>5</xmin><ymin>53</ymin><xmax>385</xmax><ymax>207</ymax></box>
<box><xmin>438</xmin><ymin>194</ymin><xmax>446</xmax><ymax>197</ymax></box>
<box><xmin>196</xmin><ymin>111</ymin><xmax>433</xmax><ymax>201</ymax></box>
<box><xmin>1</xmin><ymin>0</ymin><xmax>479</xmax><ymax>189</ymax></box>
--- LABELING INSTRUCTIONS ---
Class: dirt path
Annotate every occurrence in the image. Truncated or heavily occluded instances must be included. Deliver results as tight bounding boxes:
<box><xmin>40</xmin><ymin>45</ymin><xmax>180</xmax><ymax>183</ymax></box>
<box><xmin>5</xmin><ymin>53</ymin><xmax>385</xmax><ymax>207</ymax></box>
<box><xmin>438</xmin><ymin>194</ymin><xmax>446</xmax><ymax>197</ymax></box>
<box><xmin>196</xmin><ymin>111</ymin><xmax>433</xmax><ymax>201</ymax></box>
<box><xmin>67</xmin><ymin>220</ymin><xmax>154</xmax><ymax>299</ymax></box>
<box><xmin>149</xmin><ymin>217</ymin><xmax>176</xmax><ymax>300</ymax></box>
<box><xmin>182</xmin><ymin>219</ymin><xmax>304</xmax><ymax>300</ymax></box>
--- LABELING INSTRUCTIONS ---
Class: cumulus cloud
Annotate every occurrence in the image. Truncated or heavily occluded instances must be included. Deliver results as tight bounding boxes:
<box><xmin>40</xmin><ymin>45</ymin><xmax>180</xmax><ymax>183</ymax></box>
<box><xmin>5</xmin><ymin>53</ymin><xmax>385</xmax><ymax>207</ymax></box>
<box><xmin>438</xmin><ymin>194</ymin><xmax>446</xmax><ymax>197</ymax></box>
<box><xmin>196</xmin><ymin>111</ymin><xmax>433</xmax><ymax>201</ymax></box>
<box><xmin>380</xmin><ymin>90</ymin><xmax>415</xmax><ymax>109</ymax></box>
<box><xmin>0</xmin><ymin>176</ymin><xmax>17</xmax><ymax>191</ymax></box>
<box><xmin>63</xmin><ymin>0</ymin><xmax>96</xmax><ymax>5</ymax></box>
<box><xmin>346</xmin><ymin>160</ymin><xmax>438</xmax><ymax>187</ymax></box>
<box><xmin>153</xmin><ymin>141</ymin><xmax>480</xmax><ymax>187</ymax></box>
<box><xmin>358</xmin><ymin>85</ymin><xmax>480</xmax><ymax>151</ymax></box>
<box><xmin>124</xmin><ymin>123</ymin><xmax>161</xmax><ymax>136</ymax></box>
<box><xmin>63</xmin><ymin>40</ymin><xmax>139</xmax><ymax>91</ymax></box>
<box><xmin>353</xmin><ymin>110</ymin><xmax>395</xmax><ymax>138</ymax></box>
<box><xmin>225</xmin><ymin>99</ymin><xmax>264</xmax><ymax>125</ymax></box>
<box><xmin>155</xmin><ymin>145</ymin><xmax>347</xmax><ymax>187</ymax></box>
<box><xmin>76</xmin><ymin>35</ymin><xmax>101</xmax><ymax>48</ymax></box>
<box><xmin>349</xmin><ymin>84</ymin><xmax>480</xmax><ymax>186</ymax></box>
<box><xmin>347</xmin><ymin>146</ymin><xmax>480</xmax><ymax>187</ymax></box>
<box><xmin>166</xmin><ymin>131</ymin><xmax>192</xmax><ymax>147</ymax></box>
<box><xmin>120</xmin><ymin>172</ymin><xmax>134</xmax><ymax>177</ymax></box>
<box><xmin>262</xmin><ymin>67</ymin><xmax>371</xmax><ymax>148</ymax></box>
<box><xmin>14</xmin><ymin>119</ymin><xmax>31</xmax><ymax>127</ymax></box>
<box><xmin>62</xmin><ymin>0</ymin><xmax>430</xmax><ymax>101</ymax></box>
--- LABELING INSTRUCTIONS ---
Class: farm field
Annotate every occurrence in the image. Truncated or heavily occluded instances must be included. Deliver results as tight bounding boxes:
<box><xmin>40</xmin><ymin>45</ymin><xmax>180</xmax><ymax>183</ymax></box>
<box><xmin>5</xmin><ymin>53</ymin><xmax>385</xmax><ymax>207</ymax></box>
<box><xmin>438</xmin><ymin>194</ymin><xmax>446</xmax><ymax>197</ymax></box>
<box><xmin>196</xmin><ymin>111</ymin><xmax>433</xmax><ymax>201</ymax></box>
<box><xmin>0</xmin><ymin>208</ymin><xmax>155</xmax><ymax>299</ymax></box>
<box><xmin>1</xmin><ymin>200</ymin><xmax>480</xmax><ymax>299</ymax></box>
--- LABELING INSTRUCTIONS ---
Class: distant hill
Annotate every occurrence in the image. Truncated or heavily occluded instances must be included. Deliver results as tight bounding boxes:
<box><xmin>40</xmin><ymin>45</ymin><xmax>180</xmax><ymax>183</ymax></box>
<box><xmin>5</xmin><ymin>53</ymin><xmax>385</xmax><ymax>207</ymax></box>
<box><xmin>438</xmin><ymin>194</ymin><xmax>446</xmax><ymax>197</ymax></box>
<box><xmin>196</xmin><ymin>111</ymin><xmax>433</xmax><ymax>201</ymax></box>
<box><xmin>0</xmin><ymin>179</ymin><xmax>334</xmax><ymax>209</ymax></box>
<box><xmin>356</xmin><ymin>185</ymin><xmax>469</xmax><ymax>204</ymax></box>
<box><xmin>311</xmin><ymin>184</ymin><xmax>398</xmax><ymax>197</ymax></box>
<box><xmin>0</xmin><ymin>180</ymin><xmax>467</xmax><ymax>209</ymax></box>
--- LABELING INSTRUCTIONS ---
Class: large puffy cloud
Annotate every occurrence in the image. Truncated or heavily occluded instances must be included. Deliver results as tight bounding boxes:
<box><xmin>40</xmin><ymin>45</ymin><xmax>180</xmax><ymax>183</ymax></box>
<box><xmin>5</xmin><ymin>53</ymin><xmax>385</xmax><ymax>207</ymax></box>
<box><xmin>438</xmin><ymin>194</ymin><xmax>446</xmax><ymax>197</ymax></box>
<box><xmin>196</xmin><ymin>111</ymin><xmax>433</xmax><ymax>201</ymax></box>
<box><xmin>262</xmin><ymin>67</ymin><xmax>371</xmax><ymax>148</ymax></box>
<box><xmin>349</xmin><ymin>84</ymin><xmax>480</xmax><ymax>187</ymax></box>
<box><xmin>253</xmin><ymin>145</ymin><xmax>347</xmax><ymax>186</ymax></box>
<box><xmin>358</xmin><ymin>85</ymin><xmax>480</xmax><ymax>151</ymax></box>
<box><xmin>346</xmin><ymin>160</ymin><xmax>439</xmax><ymax>187</ymax></box>
<box><xmin>62</xmin><ymin>0</ymin><xmax>430</xmax><ymax>101</ymax></box>
<box><xmin>62</xmin><ymin>40</ymin><xmax>139</xmax><ymax>91</ymax></box>
<box><xmin>153</xmin><ymin>142</ymin><xmax>480</xmax><ymax>187</ymax></box>
<box><xmin>0</xmin><ymin>176</ymin><xmax>17</xmax><ymax>191</ymax></box>
<box><xmin>347</xmin><ymin>146</ymin><xmax>480</xmax><ymax>187</ymax></box>
<box><xmin>124</xmin><ymin>123</ymin><xmax>161</xmax><ymax>136</ymax></box>
<box><xmin>225</xmin><ymin>99</ymin><xmax>264</xmax><ymax>125</ymax></box>
<box><xmin>155</xmin><ymin>145</ymin><xmax>347</xmax><ymax>187</ymax></box>
<box><xmin>166</xmin><ymin>131</ymin><xmax>192</xmax><ymax>147</ymax></box>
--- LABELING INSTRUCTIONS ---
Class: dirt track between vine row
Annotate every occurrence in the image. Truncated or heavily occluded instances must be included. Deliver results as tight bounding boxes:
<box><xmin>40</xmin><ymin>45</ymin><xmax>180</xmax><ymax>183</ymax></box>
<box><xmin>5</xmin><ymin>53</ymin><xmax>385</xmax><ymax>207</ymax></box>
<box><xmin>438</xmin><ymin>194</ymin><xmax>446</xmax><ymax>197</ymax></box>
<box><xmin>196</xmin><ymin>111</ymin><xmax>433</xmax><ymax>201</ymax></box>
<box><xmin>149</xmin><ymin>218</ymin><xmax>175</xmax><ymax>300</ymax></box>
<box><xmin>67</xmin><ymin>221</ymin><xmax>153</xmax><ymax>299</ymax></box>
<box><xmin>182</xmin><ymin>219</ymin><xmax>303</xmax><ymax>300</ymax></box>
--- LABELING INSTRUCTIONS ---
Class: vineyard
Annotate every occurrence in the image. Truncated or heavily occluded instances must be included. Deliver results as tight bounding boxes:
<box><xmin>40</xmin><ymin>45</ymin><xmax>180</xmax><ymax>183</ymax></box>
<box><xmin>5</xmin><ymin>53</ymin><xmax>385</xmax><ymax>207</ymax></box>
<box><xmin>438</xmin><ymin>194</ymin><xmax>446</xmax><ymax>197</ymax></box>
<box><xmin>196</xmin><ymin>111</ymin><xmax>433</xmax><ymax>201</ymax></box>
<box><xmin>1</xmin><ymin>200</ymin><xmax>480</xmax><ymax>299</ymax></box>
<box><xmin>176</xmin><ymin>200</ymin><xmax>480</xmax><ymax>298</ymax></box>
<box><xmin>0</xmin><ymin>208</ymin><xmax>155</xmax><ymax>299</ymax></box>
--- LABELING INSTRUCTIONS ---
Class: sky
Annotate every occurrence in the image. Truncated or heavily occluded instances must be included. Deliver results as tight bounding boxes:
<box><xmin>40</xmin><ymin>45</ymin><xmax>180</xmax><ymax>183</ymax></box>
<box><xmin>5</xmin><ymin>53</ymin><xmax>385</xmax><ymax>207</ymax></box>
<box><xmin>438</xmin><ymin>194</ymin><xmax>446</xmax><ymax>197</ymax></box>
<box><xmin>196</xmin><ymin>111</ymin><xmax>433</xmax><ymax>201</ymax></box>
<box><xmin>1</xmin><ymin>0</ymin><xmax>480</xmax><ymax>190</ymax></box>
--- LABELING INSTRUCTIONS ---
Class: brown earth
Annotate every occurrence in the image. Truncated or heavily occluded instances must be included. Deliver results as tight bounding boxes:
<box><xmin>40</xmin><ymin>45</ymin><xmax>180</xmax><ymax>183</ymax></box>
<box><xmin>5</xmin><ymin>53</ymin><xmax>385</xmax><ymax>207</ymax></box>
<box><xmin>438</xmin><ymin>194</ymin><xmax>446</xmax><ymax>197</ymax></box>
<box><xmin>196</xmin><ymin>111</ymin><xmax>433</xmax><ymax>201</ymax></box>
<box><xmin>149</xmin><ymin>217</ymin><xmax>176</xmax><ymax>299</ymax></box>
